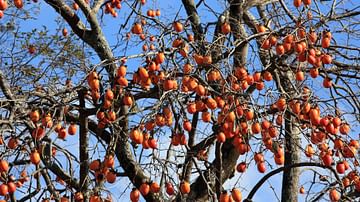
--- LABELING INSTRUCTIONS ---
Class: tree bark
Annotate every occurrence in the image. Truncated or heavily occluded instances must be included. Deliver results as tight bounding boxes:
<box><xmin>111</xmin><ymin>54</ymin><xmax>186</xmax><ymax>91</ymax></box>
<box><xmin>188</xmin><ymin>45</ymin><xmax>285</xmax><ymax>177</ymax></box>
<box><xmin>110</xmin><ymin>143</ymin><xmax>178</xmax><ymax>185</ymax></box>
<box><xmin>186</xmin><ymin>140</ymin><xmax>239</xmax><ymax>201</ymax></box>
<box><xmin>281</xmin><ymin>111</ymin><xmax>301</xmax><ymax>202</ymax></box>
<box><xmin>78</xmin><ymin>89</ymin><xmax>90</xmax><ymax>200</ymax></box>
<box><xmin>278</xmin><ymin>70</ymin><xmax>301</xmax><ymax>202</ymax></box>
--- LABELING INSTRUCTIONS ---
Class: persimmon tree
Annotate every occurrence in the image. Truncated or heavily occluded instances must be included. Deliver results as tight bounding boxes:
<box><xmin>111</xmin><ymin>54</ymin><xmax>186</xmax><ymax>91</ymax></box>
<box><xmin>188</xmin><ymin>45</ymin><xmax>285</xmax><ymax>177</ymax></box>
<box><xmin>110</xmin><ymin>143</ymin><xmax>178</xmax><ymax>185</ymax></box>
<box><xmin>0</xmin><ymin>0</ymin><xmax>359</xmax><ymax>201</ymax></box>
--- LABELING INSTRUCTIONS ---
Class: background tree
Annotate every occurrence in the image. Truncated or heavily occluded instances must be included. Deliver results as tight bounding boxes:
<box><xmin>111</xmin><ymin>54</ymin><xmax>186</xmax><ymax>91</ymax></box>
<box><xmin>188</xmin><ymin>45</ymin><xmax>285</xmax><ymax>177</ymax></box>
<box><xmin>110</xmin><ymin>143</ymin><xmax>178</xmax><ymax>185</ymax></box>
<box><xmin>0</xmin><ymin>0</ymin><xmax>359</xmax><ymax>201</ymax></box>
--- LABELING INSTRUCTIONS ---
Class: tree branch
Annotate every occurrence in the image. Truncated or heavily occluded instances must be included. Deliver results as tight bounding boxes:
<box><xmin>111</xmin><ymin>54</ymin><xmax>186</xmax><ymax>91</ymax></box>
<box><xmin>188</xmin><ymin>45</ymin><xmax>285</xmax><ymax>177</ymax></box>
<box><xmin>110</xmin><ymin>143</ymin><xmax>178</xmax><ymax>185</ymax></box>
<box><xmin>244</xmin><ymin>162</ymin><xmax>341</xmax><ymax>202</ymax></box>
<box><xmin>78</xmin><ymin>89</ymin><xmax>90</xmax><ymax>198</ymax></box>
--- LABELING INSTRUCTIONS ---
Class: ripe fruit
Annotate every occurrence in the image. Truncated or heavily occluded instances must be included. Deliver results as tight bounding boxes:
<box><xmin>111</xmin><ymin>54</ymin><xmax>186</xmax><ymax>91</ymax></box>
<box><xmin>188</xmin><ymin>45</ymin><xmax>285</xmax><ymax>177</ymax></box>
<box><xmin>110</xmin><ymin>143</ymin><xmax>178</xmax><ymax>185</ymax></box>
<box><xmin>105</xmin><ymin>89</ymin><xmax>114</xmax><ymax>100</ymax></box>
<box><xmin>68</xmin><ymin>123</ymin><xmax>77</xmax><ymax>135</ymax></box>
<box><xmin>294</xmin><ymin>43</ymin><xmax>304</xmax><ymax>53</ymax></box>
<box><xmin>180</xmin><ymin>181</ymin><xmax>190</xmax><ymax>194</ymax></box>
<box><xmin>73</xmin><ymin>2</ymin><xmax>79</xmax><ymax>10</ymax></box>
<box><xmin>284</xmin><ymin>34</ymin><xmax>294</xmax><ymax>44</ymax></box>
<box><xmin>138</xmin><ymin>67</ymin><xmax>149</xmax><ymax>80</ymax></box>
<box><xmin>326</xmin><ymin>123</ymin><xmax>335</xmax><ymax>134</ymax></box>
<box><xmin>165</xmin><ymin>182</ymin><xmax>174</xmax><ymax>195</ymax></box>
<box><xmin>323</xmin><ymin>77</ymin><xmax>332</xmax><ymax>88</ymax></box>
<box><xmin>231</xmin><ymin>188</ymin><xmax>242</xmax><ymax>202</ymax></box>
<box><xmin>276</xmin><ymin>97</ymin><xmax>287</xmax><ymax>111</ymax></box>
<box><xmin>245</xmin><ymin>110</ymin><xmax>254</xmax><ymax>120</ymax></box>
<box><xmin>58</xmin><ymin>127</ymin><xmax>67</xmax><ymax>139</ymax></box>
<box><xmin>0</xmin><ymin>0</ymin><xmax>8</xmax><ymax>10</ymax></box>
<box><xmin>14</xmin><ymin>0</ymin><xmax>23</xmax><ymax>9</ymax></box>
<box><xmin>156</xmin><ymin>52</ymin><xmax>165</xmax><ymax>64</ymax></box>
<box><xmin>276</xmin><ymin>44</ymin><xmax>285</xmax><ymax>55</ymax></box>
<box><xmin>291</xmin><ymin>101</ymin><xmax>301</xmax><ymax>114</ymax></box>
<box><xmin>268</xmin><ymin>126</ymin><xmax>278</xmax><ymax>138</ymax></box>
<box><xmin>236</xmin><ymin>162</ymin><xmax>246</xmax><ymax>173</ymax></box>
<box><xmin>334</xmin><ymin>138</ymin><xmax>344</xmax><ymax>150</ymax></box>
<box><xmin>276</xmin><ymin>114</ymin><xmax>283</xmax><ymax>125</ymax></box>
<box><xmin>183</xmin><ymin>120</ymin><xmax>192</xmax><ymax>131</ymax></box>
<box><xmin>89</xmin><ymin>159</ymin><xmax>101</xmax><ymax>171</ymax></box>
<box><xmin>104</xmin><ymin>155</ymin><xmax>115</xmax><ymax>168</ymax></box>
<box><xmin>163</xmin><ymin>79</ymin><xmax>176</xmax><ymax>91</ymax></box>
<box><xmin>0</xmin><ymin>184</ymin><xmax>8</xmax><ymax>196</ymax></box>
<box><xmin>187</xmin><ymin>34</ymin><xmax>194</xmax><ymax>41</ymax></box>
<box><xmin>308</xmin><ymin>31</ymin><xmax>317</xmax><ymax>43</ymax></box>
<box><xmin>206</xmin><ymin>98</ymin><xmax>217</xmax><ymax>109</ymax></box>
<box><xmin>322</xmin><ymin>37</ymin><xmax>331</xmax><ymax>48</ymax></box>
<box><xmin>173</xmin><ymin>21</ymin><xmax>183</xmax><ymax>32</ymax></box>
<box><xmin>62</xmin><ymin>28</ymin><xmax>68</xmax><ymax>37</ymax></box>
<box><xmin>322</xmin><ymin>154</ymin><xmax>332</xmax><ymax>166</ymax></box>
<box><xmin>8</xmin><ymin>137</ymin><xmax>18</xmax><ymax>149</ymax></box>
<box><xmin>0</xmin><ymin>160</ymin><xmax>8</xmax><ymax>172</ymax></box>
<box><xmin>107</xmin><ymin>111</ymin><xmax>116</xmax><ymax>122</ymax></box>
<box><xmin>237</xmin><ymin>143</ymin><xmax>250</xmax><ymax>155</ymax></box>
<box><xmin>193</xmin><ymin>53</ymin><xmax>204</xmax><ymax>65</ymax></box>
<box><xmin>263</xmin><ymin>71</ymin><xmax>272</xmax><ymax>81</ymax></box>
<box><xmin>261</xmin><ymin>39</ymin><xmax>271</xmax><ymax>49</ymax></box>
<box><xmin>269</xmin><ymin>35</ymin><xmax>277</xmax><ymax>46</ymax></box>
<box><xmin>336</xmin><ymin>162</ymin><xmax>345</xmax><ymax>174</ymax></box>
<box><xmin>256</xmin><ymin>24</ymin><xmax>266</xmax><ymax>33</ymax></box>
<box><xmin>147</xmin><ymin>9</ymin><xmax>154</xmax><ymax>17</ymax></box>
<box><xmin>219</xmin><ymin>191</ymin><xmax>230</xmax><ymax>202</ymax></box>
<box><xmin>303</xmin><ymin>0</ymin><xmax>311</xmax><ymax>6</ymax></box>
<box><xmin>342</xmin><ymin>177</ymin><xmax>350</xmax><ymax>187</ymax></box>
<box><xmin>299</xmin><ymin>186</ymin><xmax>305</xmax><ymax>194</ymax></box>
<box><xmin>305</xmin><ymin>144</ymin><xmax>315</xmax><ymax>157</ymax></box>
<box><xmin>130</xmin><ymin>188</ymin><xmax>140</xmax><ymax>202</ymax></box>
<box><xmin>30</xmin><ymin>110</ymin><xmax>40</xmax><ymax>122</ymax></box>
<box><xmin>148</xmin><ymin>138</ymin><xmax>157</xmax><ymax>149</ymax></box>
<box><xmin>7</xmin><ymin>182</ymin><xmax>16</xmax><ymax>193</ymax></box>
<box><xmin>75</xmin><ymin>192</ymin><xmax>84</xmax><ymax>201</ymax></box>
<box><xmin>332</xmin><ymin>117</ymin><xmax>341</xmax><ymax>127</ymax></box>
<box><xmin>226</xmin><ymin>111</ymin><xmax>236</xmax><ymax>122</ymax></box>
<box><xmin>183</xmin><ymin>63</ymin><xmax>192</xmax><ymax>74</ymax></box>
<box><xmin>257</xmin><ymin>162</ymin><xmax>266</xmax><ymax>173</ymax></box>
<box><xmin>106</xmin><ymin>170</ymin><xmax>116</xmax><ymax>183</ymax></box>
<box><xmin>131</xmin><ymin>23</ymin><xmax>143</xmax><ymax>34</ymax></box>
<box><xmin>89</xmin><ymin>195</ymin><xmax>101</xmax><ymax>202</ymax></box>
<box><xmin>254</xmin><ymin>153</ymin><xmax>264</xmax><ymax>163</ymax></box>
<box><xmin>140</xmin><ymin>183</ymin><xmax>150</xmax><ymax>196</ymax></box>
<box><xmin>339</xmin><ymin>123</ymin><xmax>350</xmax><ymax>135</ymax></box>
<box><xmin>217</xmin><ymin>132</ymin><xmax>226</xmax><ymax>143</ymax></box>
<box><xmin>294</xmin><ymin>0</ymin><xmax>301</xmax><ymax>7</ymax></box>
<box><xmin>322</xmin><ymin>54</ymin><xmax>332</xmax><ymax>64</ymax></box>
<box><xmin>221</xmin><ymin>23</ymin><xmax>231</xmax><ymax>34</ymax></box>
<box><xmin>329</xmin><ymin>188</ymin><xmax>340</xmax><ymax>202</ymax></box>
<box><xmin>251</xmin><ymin>122</ymin><xmax>261</xmax><ymax>134</ymax></box>
<box><xmin>30</xmin><ymin>150</ymin><xmax>41</xmax><ymax>165</ymax></box>
<box><xmin>295</xmin><ymin>71</ymin><xmax>304</xmax><ymax>81</ymax></box>
<box><xmin>130</xmin><ymin>128</ymin><xmax>143</xmax><ymax>144</ymax></box>
<box><xmin>201</xmin><ymin>111</ymin><xmax>211</xmax><ymax>122</ymax></box>
<box><xmin>123</xmin><ymin>95</ymin><xmax>133</xmax><ymax>106</ymax></box>
<box><xmin>309</xmin><ymin>108</ymin><xmax>320</xmax><ymax>123</ymax></box>
<box><xmin>42</xmin><ymin>114</ymin><xmax>53</xmax><ymax>128</ymax></box>
<box><xmin>117</xmin><ymin>65</ymin><xmax>127</xmax><ymax>77</ymax></box>
<box><xmin>32</xmin><ymin>127</ymin><xmax>45</xmax><ymax>140</ymax></box>
<box><xmin>150</xmin><ymin>181</ymin><xmax>160</xmax><ymax>193</ymax></box>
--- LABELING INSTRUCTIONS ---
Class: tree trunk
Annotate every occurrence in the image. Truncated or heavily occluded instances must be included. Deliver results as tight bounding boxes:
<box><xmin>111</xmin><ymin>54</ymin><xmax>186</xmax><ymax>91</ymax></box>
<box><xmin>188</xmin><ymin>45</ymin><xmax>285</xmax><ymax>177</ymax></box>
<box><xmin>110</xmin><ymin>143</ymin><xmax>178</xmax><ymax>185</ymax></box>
<box><xmin>278</xmin><ymin>70</ymin><xmax>301</xmax><ymax>202</ymax></box>
<box><xmin>282</xmin><ymin>111</ymin><xmax>301</xmax><ymax>202</ymax></box>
